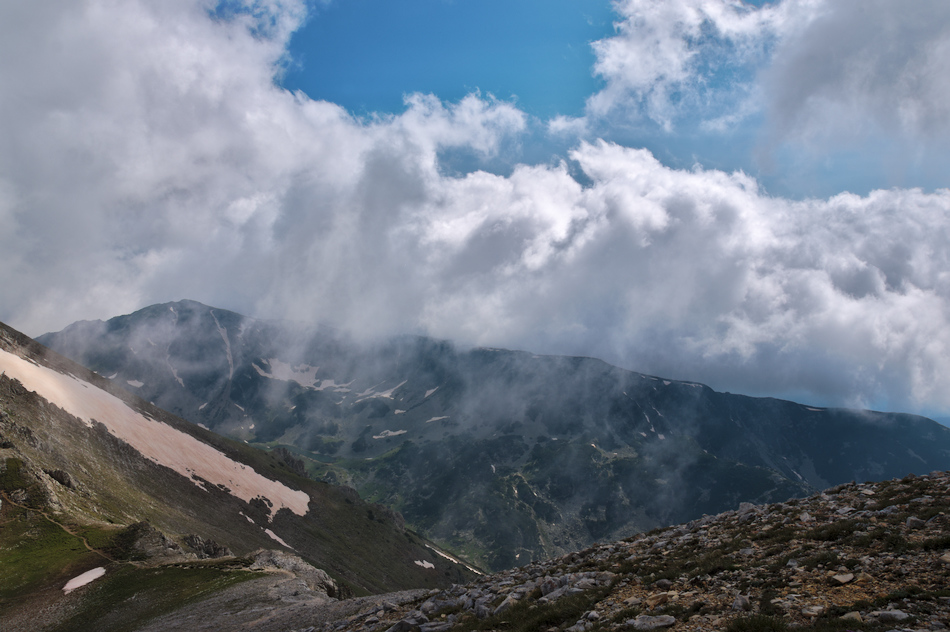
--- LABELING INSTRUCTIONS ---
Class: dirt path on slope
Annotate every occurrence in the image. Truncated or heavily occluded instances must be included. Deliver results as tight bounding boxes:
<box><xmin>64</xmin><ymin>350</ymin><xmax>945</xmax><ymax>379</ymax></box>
<box><xmin>1</xmin><ymin>490</ymin><xmax>118</xmax><ymax>564</ymax></box>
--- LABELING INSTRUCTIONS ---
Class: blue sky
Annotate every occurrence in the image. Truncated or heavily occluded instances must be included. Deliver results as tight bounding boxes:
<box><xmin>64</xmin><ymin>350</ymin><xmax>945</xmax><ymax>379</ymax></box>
<box><xmin>3</xmin><ymin>0</ymin><xmax>950</xmax><ymax>418</ymax></box>
<box><xmin>279</xmin><ymin>0</ymin><xmax>949</xmax><ymax>199</ymax></box>
<box><xmin>282</xmin><ymin>0</ymin><xmax>614</xmax><ymax>120</ymax></box>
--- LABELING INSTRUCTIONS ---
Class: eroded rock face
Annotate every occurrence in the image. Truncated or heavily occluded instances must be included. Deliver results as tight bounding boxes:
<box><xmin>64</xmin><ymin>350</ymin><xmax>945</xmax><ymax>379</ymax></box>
<box><xmin>249</xmin><ymin>549</ymin><xmax>339</xmax><ymax>599</ymax></box>
<box><xmin>183</xmin><ymin>534</ymin><xmax>232</xmax><ymax>559</ymax></box>
<box><xmin>126</xmin><ymin>522</ymin><xmax>191</xmax><ymax>561</ymax></box>
<box><xmin>44</xmin><ymin>469</ymin><xmax>74</xmax><ymax>488</ymax></box>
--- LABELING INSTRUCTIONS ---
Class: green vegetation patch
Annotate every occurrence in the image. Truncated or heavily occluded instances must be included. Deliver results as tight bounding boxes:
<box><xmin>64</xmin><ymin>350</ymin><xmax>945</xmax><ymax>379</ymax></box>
<box><xmin>0</xmin><ymin>503</ymin><xmax>99</xmax><ymax>604</ymax></box>
<box><xmin>50</xmin><ymin>562</ymin><xmax>259</xmax><ymax>632</ymax></box>
<box><xmin>0</xmin><ymin>458</ymin><xmax>28</xmax><ymax>490</ymax></box>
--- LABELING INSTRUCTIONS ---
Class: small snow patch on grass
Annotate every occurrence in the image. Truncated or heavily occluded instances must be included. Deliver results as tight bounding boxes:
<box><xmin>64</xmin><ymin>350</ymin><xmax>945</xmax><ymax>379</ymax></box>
<box><xmin>64</xmin><ymin>567</ymin><xmax>106</xmax><ymax>593</ymax></box>
<box><xmin>414</xmin><ymin>560</ymin><xmax>434</xmax><ymax>569</ymax></box>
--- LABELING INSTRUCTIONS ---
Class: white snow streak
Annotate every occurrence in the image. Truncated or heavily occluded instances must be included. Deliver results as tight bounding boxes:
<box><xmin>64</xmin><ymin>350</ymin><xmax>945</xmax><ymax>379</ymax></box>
<box><xmin>372</xmin><ymin>429</ymin><xmax>407</xmax><ymax>439</ymax></box>
<box><xmin>265</xmin><ymin>528</ymin><xmax>292</xmax><ymax>549</ymax></box>
<box><xmin>63</xmin><ymin>567</ymin><xmax>105</xmax><ymax>593</ymax></box>
<box><xmin>252</xmin><ymin>358</ymin><xmax>320</xmax><ymax>388</ymax></box>
<box><xmin>210</xmin><ymin>310</ymin><xmax>234</xmax><ymax>380</ymax></box>
<box><xmin>0</xmin><ymin>349</ymin><xmax>310</xmax><ymax>518</ymax></box>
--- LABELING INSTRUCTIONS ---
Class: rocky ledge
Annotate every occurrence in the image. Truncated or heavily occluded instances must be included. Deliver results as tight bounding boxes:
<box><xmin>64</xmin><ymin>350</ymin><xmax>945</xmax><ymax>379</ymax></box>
<box><xmin>310</xmin><ymin>471</ymin><xmax>950</xmax><ymax>632</ymax></box>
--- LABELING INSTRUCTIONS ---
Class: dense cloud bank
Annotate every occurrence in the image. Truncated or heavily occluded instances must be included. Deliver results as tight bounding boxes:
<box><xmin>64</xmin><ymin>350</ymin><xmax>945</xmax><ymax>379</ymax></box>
<box><xmin>2</xmin><ymin>0</ymin><xmax>949</xmax><ymax>414</ymax></box>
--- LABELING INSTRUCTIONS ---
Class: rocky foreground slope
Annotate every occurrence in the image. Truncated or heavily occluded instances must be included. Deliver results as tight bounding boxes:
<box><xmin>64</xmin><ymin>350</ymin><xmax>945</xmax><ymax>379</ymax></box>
<box><xmin>197</xmin><ymin>470</ymin><xmax>950</xmax><ymax>632</ymax></box>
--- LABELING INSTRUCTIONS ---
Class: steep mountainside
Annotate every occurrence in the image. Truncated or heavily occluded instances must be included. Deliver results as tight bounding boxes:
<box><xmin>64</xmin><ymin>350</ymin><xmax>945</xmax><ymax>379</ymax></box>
<box><xmin>38</xmin><ymin>300</ymin><xmax>950</xmax><ymax>571</ymax></box>
<box><xmin>0</xmin><ymin>320</ymin><xmax>474</xmax><ymax>630</ymax></box>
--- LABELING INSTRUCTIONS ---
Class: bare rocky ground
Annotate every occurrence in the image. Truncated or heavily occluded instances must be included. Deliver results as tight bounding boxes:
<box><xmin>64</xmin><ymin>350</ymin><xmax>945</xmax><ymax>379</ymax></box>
<box><xmin>252</xmin><ymin>470</ymin><xmax>950</xmax><ymax>632</ymax></box>
<box><xmin>13</xmin><ymin>469</ymin><xmax>949</xmax><ymax>632</ymax></box>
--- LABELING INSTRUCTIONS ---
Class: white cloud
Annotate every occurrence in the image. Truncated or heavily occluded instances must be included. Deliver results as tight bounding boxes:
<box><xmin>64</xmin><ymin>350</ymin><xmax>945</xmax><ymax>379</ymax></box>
<box><xmin>586</xmin><ymin>0</ymin><xmax>785</xmax><ymax>129</ymax></box>
<box><xmin>584</xmin><ymin>0</ymin><xmax>950</xmax><ymax>187</ymax></box>
<box><xmin>3</xmin><ymin>0</ymin><xmax>950</xmax><ymax>416</ymax></box>
<box><xmin>761</xmin><ymin>0</ymin><xmax>950</xmax><ymax>150</ymax></box>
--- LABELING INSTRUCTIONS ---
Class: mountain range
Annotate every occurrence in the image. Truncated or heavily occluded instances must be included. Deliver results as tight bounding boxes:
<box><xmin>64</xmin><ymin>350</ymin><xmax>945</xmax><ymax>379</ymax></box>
<box><xmin>0</xmin><ymin>319</ymin><xmax>474</xmax><ymax>630</ymax></box>
<box><xmin>36</xmin><ymin>300</ymin><xmax>950</xmax><ymax>572</ymax></box>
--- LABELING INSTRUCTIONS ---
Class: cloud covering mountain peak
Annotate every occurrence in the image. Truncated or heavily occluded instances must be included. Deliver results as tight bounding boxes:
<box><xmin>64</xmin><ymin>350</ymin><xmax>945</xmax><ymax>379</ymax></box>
<box><xmin>2</xmin><ymin>0</ymin><xmax>950</xmax><ymax>416</ymax></box>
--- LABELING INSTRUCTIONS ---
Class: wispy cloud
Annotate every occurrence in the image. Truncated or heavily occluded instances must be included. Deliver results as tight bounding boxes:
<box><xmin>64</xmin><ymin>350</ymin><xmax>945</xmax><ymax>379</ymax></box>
<box><xmin>2</xmin><ymin>0</ymin><xmax>950</xmax><ymax>416</ymax></box>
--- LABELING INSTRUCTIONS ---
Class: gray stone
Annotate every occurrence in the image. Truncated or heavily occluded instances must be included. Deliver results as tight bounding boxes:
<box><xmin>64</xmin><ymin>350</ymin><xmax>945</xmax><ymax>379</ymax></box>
<box><xmin>876</xmin><ymin>610</ymin><xmax>911</xmax><ymax>622</ymax></box>
<box><xmin>493</xmin><ymin>596</ymin><xmax>518</xmax><ymax>616</ymax></box>
<box><xmin>630</xmin><ymin>615</ymin><xmax>677</xmax><ymax>630</ymax></box>
<box><xmin>907</xmin><ymin>516</ymin><xmax>926</xmax><ymax>529</ymax></box>
<box><xmin>732</xmin><ymin>595</ymin><xmax>751</xmax><ymax>611</ymax></box>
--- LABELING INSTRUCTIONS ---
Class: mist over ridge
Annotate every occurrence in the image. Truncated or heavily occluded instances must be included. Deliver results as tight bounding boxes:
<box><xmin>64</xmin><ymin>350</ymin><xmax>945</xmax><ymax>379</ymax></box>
<box><xmin>38</xmin><ymin>299</ymin><xmax>950</xmax><ymax>571</ymax></box>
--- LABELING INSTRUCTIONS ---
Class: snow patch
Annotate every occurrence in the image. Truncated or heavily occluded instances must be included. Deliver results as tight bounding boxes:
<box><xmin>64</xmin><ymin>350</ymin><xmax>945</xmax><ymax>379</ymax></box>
<box><xmin>126</xmin><ymin>380</ymin><xmax>144</xmax><ymax>388</ymax></box>
<box><xmin>252</xmin><ymin>358</ymin><xmax>320</xmax><ymax>389</ymax></box>
<box><xmin>106</xmin><ymin>373</ymin><xmax>117</xmax><ymax>380</ymax></box>
<box><xmin>265</xmin><ymin>528</ymin><xmax>292</xmax><ymax>549</ymax></box>
<box><xmin>63</xmin><ymin>567</ymin><xmax>105</xmax><ymax>593</ymax></box>
<box><xmin>414</xmin><ymin>560</ymin><xmax>435</xmax><ymax>569</ymax></box>
<box><xmin>167</xmin><ymin>361</ymin><xmax>184</xmax><ymax>388</ymax></box>
<box><xmin>357</xmin><ymin>380</ymin><xmax>408</xmax><ymax>402</ymax></box>
<box><xmin>424</xmin><ymin>387</ymin><xmax>439</xmax><ymax>398</ymax></box>
<box><xmin>425</xmin><ymin>416</ymin><xmax>449</xmax><ymax>423</ymax></box>
<box><xmin>373</xmin><ymin>429</ymin><xmax>407</xmax><ymax>439</ymax></box>
<box><xmin>316</xmin><ymin>379</ymin><xmax>352</xmax><ymax>392</ymax></box>
<box><xmin>198</xmin><ymin>402</ymin><xmax>208</xmax><ymax>410</ymax></box>
<box><xmin>425</xmin><ymin>544</ymin><xmax>484</xmax><ymax>575</ymax></box>
<box><xmin>805</xmin><ymin>407</ymin><xmax>824</xmax><ymax>411</ymax></box>
<box><xmin>0</xmin><ymin>349</ymin><xmax>310</xmax><ymax>518</ymax></box>
<box><xmin>394</xmin><ymin>409</ymin><xmax>406</xmax><ymax>415</ymax></box>
<box><xmin>210</xmin><ymin>311</ymin><xmax>234</xmax><ymax>380</ymax></box>
<box><xmin>663</xmin><ymin>380</ymin><xmax>671</xmax><ymax>386</ymax></box>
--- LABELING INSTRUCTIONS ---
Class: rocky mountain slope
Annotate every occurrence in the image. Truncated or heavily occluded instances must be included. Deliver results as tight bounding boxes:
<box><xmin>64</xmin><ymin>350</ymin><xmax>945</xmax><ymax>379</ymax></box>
<box><xmin>38</xmin><ymin>300</ymin><xmax>950</xmax><ymax>572</ymax></box>
<box><xmin>173</xmin><ymin>470</ymin><xmax>950</xmax><ymax>632</ymax></box>
<box><xmin>0</xmin><ymin>320</ymin><xmax>475</xmax><ymax>631</ymax></box>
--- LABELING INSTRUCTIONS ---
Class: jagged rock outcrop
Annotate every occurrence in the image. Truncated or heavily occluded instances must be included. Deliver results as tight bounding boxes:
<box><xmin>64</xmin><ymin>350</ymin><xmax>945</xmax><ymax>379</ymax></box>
<box><xmin>249</xmin><ymin>549</ymin><xmax>340</xmax><ymax>599</ymax></box>
<box><xmin>183</xmin><ymin>533</ymin><xmax>232</xmax><ymax>559</ymax></box>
